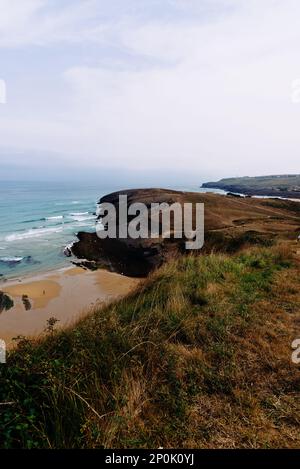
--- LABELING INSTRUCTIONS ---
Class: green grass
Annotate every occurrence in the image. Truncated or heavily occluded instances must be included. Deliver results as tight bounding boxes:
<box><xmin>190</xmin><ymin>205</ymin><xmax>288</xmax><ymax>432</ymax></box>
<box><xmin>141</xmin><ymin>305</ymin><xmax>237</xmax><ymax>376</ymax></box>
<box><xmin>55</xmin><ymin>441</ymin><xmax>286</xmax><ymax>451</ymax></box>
<box><xmin>0</xmin><ymin>245</ymin><xmax>299</xmax><ymax>448</ymax></box>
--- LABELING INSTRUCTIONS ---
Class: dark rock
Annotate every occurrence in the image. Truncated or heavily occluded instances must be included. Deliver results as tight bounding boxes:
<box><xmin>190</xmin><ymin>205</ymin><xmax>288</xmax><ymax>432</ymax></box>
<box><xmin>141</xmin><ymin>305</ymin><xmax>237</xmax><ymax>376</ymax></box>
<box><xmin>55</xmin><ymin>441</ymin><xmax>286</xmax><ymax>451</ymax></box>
<box><xmin>22</xmin><ymin>294</ymin><xmax>32</xmax><ymax>311</ymax></box>
<box><xmin>72</xmin><ymin>189</ymin><xmax>190</xmax><ymax>277</ymax></box>
<box><xmin>0</xmin><ymin>291</ymin><xmax>14</xmax><ymax>313</ymax></box>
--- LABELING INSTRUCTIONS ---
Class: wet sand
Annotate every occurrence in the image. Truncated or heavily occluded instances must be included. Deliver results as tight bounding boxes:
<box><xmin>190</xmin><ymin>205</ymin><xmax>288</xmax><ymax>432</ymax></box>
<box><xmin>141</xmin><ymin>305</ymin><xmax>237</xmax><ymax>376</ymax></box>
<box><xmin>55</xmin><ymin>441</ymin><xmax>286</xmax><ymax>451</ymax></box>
<box><xmin>0</xmin><ymin>267</ymin><xmax>139</xmax><ymax>348</ymax></box>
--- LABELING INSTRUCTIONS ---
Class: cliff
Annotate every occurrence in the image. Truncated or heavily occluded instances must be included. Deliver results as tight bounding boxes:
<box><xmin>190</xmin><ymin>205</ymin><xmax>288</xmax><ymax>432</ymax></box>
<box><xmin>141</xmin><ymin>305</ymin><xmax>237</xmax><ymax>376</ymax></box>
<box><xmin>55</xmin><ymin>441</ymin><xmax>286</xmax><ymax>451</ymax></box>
<box><xmin>72</xmin><ymin>188</ymin><xmax>300</xmax><ymax>276</ymax></box>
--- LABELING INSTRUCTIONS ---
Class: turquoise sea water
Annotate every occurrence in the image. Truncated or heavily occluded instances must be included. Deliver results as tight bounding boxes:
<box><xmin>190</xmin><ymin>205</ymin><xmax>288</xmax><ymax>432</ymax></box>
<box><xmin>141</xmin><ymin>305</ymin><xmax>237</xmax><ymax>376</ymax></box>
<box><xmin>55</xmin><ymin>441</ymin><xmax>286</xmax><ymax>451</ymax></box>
<box><xmin>0</xmin><ymin>181</ymin><xmax>109</xmax><ymax>281</ymax></box>
<box><xmin>0</xmin><ymin>181</ymin><xmax>227</xmax><ymax>282</ymax></box>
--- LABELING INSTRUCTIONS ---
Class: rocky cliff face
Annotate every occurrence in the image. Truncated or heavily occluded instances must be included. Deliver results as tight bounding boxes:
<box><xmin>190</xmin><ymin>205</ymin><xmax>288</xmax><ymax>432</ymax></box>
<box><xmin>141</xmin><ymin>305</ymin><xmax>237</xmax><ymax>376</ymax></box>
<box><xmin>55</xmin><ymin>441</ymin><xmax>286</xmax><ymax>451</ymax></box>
<box><xmin>71</xmin><ymin>188</ymin><xmax>300</xmax><ymax>277</ymax></box>
<box><xmin>72</xmin><ymin>189</ymin><xmax>188</xmax><ymax>277</ymax></box>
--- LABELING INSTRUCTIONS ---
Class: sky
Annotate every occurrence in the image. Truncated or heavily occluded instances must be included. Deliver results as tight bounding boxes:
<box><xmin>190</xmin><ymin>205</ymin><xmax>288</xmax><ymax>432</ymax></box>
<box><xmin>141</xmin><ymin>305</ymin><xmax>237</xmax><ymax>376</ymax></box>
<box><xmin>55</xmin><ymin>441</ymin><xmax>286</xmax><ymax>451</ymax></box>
<box><xmin>0</xmin><ymin>0</ymin><xmax>300</xmax><ymax>183</ymax></box>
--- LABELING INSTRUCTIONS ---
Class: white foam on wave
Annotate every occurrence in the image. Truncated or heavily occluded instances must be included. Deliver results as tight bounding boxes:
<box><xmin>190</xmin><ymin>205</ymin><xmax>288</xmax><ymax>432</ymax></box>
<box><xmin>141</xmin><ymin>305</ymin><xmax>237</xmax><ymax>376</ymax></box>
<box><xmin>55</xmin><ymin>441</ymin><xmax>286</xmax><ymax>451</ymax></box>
<box><xmin>5</xmin><ymin>227</ymin><xmax>63</xmax><ymax>242</ymax></box>
<box><xmin>69</xmin><ymin>212</ymin><xmax>95</xmax><ymax>222</ymax></box>
<box><xmin>45</xmin><ymin>216</ymin><xmax>63</xmax><ymax>221</ymax></box>
<box><xmin>69</xmin><ymin>212</ymin><xmax>89</xmax><ymax>216</ymax></box>
<box><xmin>63</xmin><ymin>241</ymin><xmax>74</xmax><ymax>257</ymax></box>
<box><xmin>0</xmin><ymin>256</ymin><xmax>23</xmax><ymax>263</ymax></box>
<box><xmin>72</xmin><ymin>217</ymin><xmax>95</xmax><ymax>223</ymax></box>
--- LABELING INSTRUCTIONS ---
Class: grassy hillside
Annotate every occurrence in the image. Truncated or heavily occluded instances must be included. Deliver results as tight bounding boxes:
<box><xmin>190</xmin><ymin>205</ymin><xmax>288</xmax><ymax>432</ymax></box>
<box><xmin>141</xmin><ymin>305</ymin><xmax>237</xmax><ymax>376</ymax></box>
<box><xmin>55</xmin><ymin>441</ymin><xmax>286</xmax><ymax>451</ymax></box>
<box><xmin>0</xmin><ymin>244</ymin><xmax>300</xmax><ymax>448</ymax></box>
<box><xmin>207</xmin><ymin>175</ymin><xmax>300</xmax><ymax>188</ymax></box>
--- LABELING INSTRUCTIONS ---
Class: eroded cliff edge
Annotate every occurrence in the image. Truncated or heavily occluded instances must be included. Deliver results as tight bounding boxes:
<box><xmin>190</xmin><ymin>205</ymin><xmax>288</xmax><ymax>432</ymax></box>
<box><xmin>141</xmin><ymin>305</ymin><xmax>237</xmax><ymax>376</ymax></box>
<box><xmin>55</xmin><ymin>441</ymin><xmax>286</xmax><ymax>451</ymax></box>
<box><xmin>71</xmin><ymin>188</ymin><xmax>300</xmax><ymax>277</ymax></box>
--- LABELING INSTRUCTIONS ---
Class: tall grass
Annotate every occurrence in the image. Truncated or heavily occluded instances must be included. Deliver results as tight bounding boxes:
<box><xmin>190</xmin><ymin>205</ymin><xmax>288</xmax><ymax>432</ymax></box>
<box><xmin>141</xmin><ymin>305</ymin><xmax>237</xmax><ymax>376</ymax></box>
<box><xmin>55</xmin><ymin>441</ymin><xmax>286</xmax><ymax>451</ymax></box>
<box><xmin>0</xmin><ymin>245</ymin><xmax>299</xmax><ymax>448</ymax></box>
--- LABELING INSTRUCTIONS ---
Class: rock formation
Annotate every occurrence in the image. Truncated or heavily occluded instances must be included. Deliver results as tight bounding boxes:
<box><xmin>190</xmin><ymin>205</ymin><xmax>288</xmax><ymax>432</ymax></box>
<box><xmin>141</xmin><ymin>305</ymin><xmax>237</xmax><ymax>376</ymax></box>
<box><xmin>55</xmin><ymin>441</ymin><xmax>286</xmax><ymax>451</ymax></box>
<box><xmin>71</xmin><ymin>188</ymin><xmax>300</xmax><ymax>277</ymax></box>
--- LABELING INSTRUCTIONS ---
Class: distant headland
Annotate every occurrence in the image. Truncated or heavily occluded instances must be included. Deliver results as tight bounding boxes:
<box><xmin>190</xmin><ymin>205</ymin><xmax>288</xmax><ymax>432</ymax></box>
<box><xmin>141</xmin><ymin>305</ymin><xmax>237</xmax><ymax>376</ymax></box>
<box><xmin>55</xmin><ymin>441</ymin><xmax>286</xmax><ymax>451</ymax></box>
<box><xmin>202</xmin><ymin>174</ymin><xmax>300</xmax><ymax>199</ymax></box>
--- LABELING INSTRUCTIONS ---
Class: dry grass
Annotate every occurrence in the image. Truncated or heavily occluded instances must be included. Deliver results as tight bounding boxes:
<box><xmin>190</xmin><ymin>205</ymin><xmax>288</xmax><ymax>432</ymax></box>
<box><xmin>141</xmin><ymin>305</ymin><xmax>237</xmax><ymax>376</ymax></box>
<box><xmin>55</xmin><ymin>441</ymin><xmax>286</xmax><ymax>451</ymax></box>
<box><xmin>0</xmin><ymin>244</ymin><xmax>299</xmax><ymax>448</ymax></box>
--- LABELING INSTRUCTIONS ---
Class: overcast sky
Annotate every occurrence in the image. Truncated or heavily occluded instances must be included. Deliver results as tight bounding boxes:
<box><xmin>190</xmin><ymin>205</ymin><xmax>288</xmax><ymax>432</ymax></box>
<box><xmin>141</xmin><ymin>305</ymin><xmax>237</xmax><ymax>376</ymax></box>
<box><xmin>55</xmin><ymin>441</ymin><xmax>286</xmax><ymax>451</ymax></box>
<box><xmin>0</xmin><ymin>0</ymin><xmax>300</xmax><ymax>182</ymax></box>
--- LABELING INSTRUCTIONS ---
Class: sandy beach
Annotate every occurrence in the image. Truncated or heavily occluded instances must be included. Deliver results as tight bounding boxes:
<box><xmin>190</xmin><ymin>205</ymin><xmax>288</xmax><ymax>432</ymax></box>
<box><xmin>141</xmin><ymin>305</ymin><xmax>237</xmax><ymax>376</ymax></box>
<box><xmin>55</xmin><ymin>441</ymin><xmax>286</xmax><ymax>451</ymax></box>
<box><xmin>0</xmin><ymin>267</ymin><xmax>140</xmax><ymax>348</ymax></box>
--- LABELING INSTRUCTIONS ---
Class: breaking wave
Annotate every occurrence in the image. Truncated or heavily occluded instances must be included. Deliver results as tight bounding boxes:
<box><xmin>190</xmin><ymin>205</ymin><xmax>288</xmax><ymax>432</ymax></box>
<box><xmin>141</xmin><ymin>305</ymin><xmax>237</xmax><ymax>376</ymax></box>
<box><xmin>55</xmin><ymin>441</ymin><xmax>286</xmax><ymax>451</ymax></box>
<box><xmin>5</xmin><ymin>227</ymin><xmax>63</xmax><ymax>242</ymax></box>
<box><xmin>0</xmin><ymin>256</ymin><xmax>23</xmax><ymax>263</ymax></box>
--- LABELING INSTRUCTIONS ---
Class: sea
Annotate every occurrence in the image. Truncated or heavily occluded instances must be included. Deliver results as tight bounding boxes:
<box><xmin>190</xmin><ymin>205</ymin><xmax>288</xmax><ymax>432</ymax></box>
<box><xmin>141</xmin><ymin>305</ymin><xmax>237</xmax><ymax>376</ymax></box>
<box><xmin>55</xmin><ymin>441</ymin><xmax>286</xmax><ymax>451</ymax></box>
<box><xmin>0</xmin><ymin>181</ymin><xmax>226</xmax><ymax>282</ymax></box>
<box><xmin>0</xmin><ymin>181</ymin><xmax>109</xmax><ymax>282</ymax></box>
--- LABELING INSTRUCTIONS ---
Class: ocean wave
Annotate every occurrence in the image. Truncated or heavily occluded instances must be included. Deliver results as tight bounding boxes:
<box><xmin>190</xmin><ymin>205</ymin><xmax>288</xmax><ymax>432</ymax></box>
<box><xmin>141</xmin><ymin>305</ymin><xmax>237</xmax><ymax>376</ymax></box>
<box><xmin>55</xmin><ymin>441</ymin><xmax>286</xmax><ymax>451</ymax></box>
<box><xmin>45</xmin><ymin>216</ymin><xmax>64</xmax><ymax>221</ymax></box>
<box><xmin>21</xmin><ymin>215</ymin><xmax>63</xmax><ymax>224</ymax></box>
<box><xmin>63</xmin><ymin>242</ymin><xmax>74</xmax><ymax>257</ymax></box>
<box><xmin>68</xmin><ymin>212</ymin><xmax>95</xmax><ymax>222</ymax></box>
<box><xmin>5</xmin><ymin>227</ymin><xmax>63</xmax><ymax>242</ymax></box>
<box><xmin>71</xmin><ymin>217</ymin><xmax>95</xmax><ymax>223</ymax></box>
<box><xmin>0</xmin><ymin>256</ymin><xmax>23</xmax><ymax>263</ymax></box>
<box><xmin>69</xmin><ymin>212</ymin><xmax>89</xmax><ymax>216</ymax></box>
<box><xmin>21</xmin><ymin>218</ymin><xmax>44</xmax><ymax>224</ymax></box>
<box><xmin>0</xmin><ymin>255</ymin><xmax>40</xmax><ymax>267</ymax></box>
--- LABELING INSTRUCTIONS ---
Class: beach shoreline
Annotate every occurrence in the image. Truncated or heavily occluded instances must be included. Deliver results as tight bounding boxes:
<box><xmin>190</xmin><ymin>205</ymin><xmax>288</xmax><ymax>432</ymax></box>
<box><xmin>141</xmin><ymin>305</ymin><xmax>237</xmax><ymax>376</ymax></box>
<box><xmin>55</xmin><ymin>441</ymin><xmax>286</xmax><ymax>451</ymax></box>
<box><xmin>0</xmin><ymin>265</ymin><xmax>140</xmax><ymax>348</ymax></box>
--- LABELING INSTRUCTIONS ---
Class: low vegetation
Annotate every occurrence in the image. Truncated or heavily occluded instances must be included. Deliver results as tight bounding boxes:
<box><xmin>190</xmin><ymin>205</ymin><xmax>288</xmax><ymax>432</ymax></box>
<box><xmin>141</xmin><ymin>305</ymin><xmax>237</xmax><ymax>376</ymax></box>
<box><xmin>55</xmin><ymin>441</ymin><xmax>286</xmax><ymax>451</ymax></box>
<box><xmin>262</xmin><ymin>199</ymin><xmax>300</xmax><ymax>215</ymax></box>
<box><xmin>0</xmin><ymin>244</ymin><xmax>299</xmax><ymax>448</ymax></box>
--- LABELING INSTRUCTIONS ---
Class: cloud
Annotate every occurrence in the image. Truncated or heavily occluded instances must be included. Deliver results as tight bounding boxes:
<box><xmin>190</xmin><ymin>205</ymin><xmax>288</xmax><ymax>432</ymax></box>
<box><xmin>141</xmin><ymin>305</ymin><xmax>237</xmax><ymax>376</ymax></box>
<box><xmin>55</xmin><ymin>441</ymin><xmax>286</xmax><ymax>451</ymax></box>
<box><xmin>0</xmin><ymin>0</ymin><xmax>300</xmax><ymax>177</ymax></box>
<box><xmin>0</xmin><ymin>0</ymin><xmax>109</xmax><ymax>47</ymax></box>
<box><xmin>60</xmin><ymin>0</ymin><xmax>300</xmax><ymax>175</ymax></box>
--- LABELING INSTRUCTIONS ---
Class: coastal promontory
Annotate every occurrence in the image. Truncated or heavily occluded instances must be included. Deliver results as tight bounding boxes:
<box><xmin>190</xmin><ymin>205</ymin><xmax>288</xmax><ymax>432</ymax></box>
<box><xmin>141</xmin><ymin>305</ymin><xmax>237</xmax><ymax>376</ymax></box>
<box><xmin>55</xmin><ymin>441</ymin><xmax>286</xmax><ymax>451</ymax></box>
<box><xmin>72</xmin><ymin>188</ymin><xmax>300</xmax><ymax>276</ymax></box>
<box><xmin>202</xmin><ymin>175</ymin><xmax>300</xmax><ymax>199</ymax></box>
